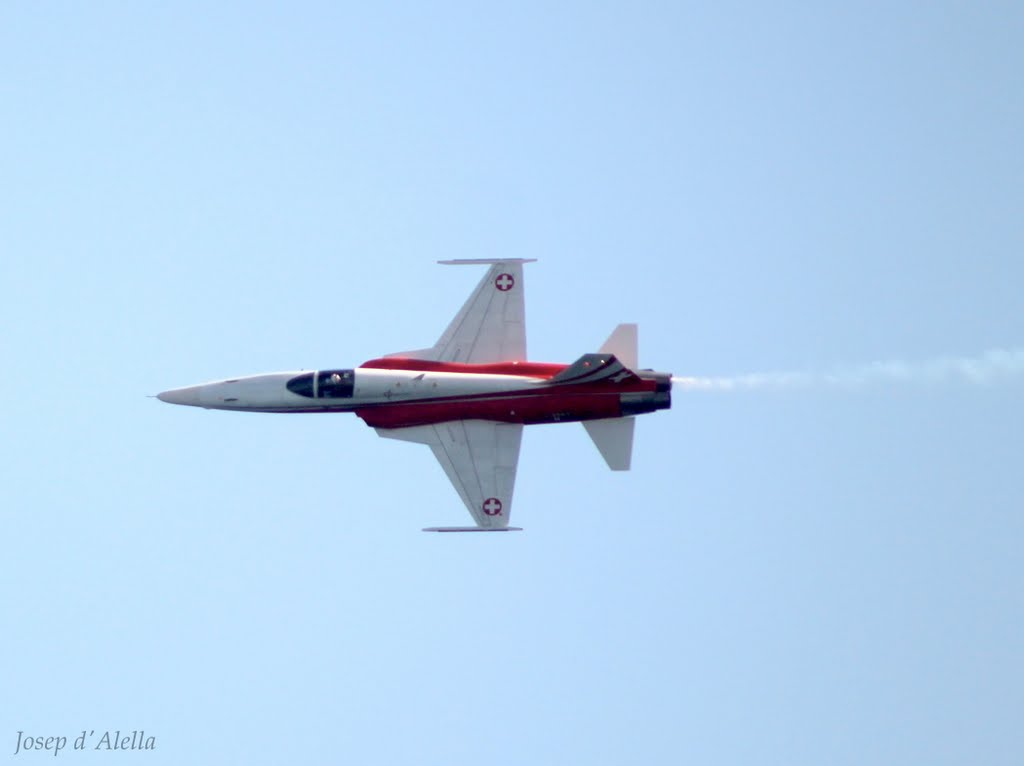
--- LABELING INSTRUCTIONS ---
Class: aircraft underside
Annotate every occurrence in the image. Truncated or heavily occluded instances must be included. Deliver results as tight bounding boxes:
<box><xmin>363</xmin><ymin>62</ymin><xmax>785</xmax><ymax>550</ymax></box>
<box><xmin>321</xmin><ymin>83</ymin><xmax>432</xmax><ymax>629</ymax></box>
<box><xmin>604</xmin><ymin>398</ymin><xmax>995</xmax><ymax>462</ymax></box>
<box><xmin>157</xmin><ymin>259</ymin><xmax>673</xmax><ymax>530</ymax></box>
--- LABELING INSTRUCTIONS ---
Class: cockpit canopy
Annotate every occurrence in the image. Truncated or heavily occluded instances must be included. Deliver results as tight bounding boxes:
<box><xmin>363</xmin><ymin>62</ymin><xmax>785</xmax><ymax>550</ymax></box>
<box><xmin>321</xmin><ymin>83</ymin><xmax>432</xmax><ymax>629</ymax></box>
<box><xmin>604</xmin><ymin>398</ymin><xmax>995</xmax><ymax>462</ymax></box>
<box><xmin>286</xmin><ymin>369</ymin><xmax>354</xmax><ymax>399</ymax></box>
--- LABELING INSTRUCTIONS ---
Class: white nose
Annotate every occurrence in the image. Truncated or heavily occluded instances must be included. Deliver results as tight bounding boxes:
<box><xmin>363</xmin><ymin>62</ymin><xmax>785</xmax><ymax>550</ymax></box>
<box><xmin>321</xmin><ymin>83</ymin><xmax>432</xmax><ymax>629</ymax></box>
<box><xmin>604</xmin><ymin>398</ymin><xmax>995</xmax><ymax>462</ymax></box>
<box><xmin>157</xmin><ymin>386</ymin><xmax>203</xmax><ymax>406</ymax></box>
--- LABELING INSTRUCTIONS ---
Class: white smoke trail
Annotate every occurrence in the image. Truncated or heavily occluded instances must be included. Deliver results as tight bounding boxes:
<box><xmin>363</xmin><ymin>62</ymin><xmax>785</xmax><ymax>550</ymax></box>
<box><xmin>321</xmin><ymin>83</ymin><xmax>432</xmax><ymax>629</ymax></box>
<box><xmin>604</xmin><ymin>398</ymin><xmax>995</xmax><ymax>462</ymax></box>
<box><xmin>672</xmin><ymin>348</ymin><xmax>1024</xmax><ymax>392</ymax></box>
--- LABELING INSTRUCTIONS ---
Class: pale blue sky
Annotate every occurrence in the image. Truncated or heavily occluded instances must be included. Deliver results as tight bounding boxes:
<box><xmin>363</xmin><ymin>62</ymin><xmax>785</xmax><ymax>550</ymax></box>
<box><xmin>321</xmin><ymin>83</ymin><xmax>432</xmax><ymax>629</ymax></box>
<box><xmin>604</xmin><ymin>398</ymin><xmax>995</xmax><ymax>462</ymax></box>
<box><xmin>2</xmin><ymin>3</ymin><xmax>1022</xmax><ymax>764</ymax></box>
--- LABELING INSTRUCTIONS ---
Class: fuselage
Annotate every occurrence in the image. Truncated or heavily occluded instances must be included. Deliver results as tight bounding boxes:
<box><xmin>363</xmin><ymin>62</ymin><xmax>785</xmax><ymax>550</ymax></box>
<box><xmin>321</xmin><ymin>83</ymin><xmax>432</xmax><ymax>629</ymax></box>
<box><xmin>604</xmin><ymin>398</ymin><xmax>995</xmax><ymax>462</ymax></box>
<box><xmin>157</xmin><ymin>357</ymin><xmax>672</xmax><ymax>429</ymax></box>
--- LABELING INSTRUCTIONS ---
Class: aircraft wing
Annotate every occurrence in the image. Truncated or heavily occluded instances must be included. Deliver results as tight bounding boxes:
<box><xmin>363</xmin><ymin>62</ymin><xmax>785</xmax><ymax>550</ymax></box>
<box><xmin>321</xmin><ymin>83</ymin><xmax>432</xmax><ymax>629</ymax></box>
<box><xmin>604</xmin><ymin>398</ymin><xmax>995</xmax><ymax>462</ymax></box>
<box><xmin>388</xmin><ymin>259</ymin><xmax>536</xmax><ymax>363</ymax></box>
<box><xmin>377</xmin><ymin>419</ymin><xmax>523</xmax><ymax>529</ymax></box>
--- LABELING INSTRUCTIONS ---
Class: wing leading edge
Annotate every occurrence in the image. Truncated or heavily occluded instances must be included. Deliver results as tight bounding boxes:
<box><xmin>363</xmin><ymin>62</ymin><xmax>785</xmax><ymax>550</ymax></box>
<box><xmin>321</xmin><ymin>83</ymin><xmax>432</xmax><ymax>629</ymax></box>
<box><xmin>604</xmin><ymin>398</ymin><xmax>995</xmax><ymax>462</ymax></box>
<box><xmin>387</xmin><ymin>259</ymin><xmax>536</xmax><ymax>363</ymax></box>
<box><xmin>377</xmin><ymin>420</ymin><xmax>524</xmax><ymax>529</ymax></box>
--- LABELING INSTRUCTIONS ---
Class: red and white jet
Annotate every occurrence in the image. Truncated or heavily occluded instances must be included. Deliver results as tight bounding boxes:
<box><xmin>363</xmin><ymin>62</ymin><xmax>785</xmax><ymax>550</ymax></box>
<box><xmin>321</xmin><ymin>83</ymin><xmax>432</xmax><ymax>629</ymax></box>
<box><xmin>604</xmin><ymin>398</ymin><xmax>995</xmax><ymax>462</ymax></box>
<box><xmin>158</xmin><ymin>259</ymin><xmax>672</xmax><ymax>531</ymax></box>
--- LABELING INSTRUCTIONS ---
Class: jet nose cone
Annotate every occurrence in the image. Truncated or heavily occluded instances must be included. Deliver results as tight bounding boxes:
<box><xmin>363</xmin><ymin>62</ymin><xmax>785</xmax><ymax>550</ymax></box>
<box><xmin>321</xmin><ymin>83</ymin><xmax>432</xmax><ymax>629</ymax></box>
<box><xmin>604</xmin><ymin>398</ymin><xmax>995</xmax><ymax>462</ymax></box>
<box><xmin>157</xmin><ymin>386</ymin><xmax>202</xmax><ymax>406</ymax></box>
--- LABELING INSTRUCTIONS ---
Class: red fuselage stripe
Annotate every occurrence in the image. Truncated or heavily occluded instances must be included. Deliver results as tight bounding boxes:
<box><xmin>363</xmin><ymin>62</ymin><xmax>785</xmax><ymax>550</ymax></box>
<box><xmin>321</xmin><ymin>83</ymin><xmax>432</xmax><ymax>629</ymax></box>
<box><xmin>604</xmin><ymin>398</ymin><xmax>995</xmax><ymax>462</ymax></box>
<box><xmin>360</xmin><ymin>357</ymin><xmax>568</xmax><ymax>378</ymax></box>
<box><xmin>355</xmin><ymin>392</ymin><xmax>625</xmax><ymax>428</ymax></box>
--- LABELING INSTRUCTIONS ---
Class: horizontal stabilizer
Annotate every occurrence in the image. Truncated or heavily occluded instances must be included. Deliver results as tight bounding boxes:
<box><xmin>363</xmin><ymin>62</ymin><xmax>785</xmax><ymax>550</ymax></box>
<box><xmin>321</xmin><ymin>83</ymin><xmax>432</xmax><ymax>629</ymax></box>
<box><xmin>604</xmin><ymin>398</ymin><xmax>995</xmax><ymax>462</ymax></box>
<box><xmin>583</xmin><ymin>417</ymin><xmax>635</xmax><ymax>471</ymax></box>
<box><xmin>599</xmin><ymin>324</ymin><xmax>638</xmax><ymax>370</ymax></box>
<box><xmin>423</xmin><ymin>526</ymin><xmax>524</xmax><ymax>533</ymax></box>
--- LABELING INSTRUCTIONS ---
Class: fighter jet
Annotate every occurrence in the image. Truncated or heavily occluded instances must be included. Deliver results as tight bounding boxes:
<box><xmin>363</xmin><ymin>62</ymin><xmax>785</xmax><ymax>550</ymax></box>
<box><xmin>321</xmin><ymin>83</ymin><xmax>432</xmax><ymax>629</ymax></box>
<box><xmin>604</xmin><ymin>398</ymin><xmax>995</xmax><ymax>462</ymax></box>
<box><xmin>158</xmin><ymin>259</ymin><xmax>672</xmax><ymax>531</ymax></box>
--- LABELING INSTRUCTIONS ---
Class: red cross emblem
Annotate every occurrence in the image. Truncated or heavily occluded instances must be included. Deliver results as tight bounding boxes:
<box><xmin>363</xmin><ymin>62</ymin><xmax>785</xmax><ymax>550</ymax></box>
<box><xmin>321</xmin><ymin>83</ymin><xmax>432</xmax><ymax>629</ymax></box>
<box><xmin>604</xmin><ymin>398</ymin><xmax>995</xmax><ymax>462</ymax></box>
<box><xmin>482</xmin><ymin>497</ymin><xmax>503</xmax><ymax>516</ymax></box>
<box><xmin>494</xmin><ymin>273</ymin><xmax>515</xmax><ymax>291</ymax></box>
